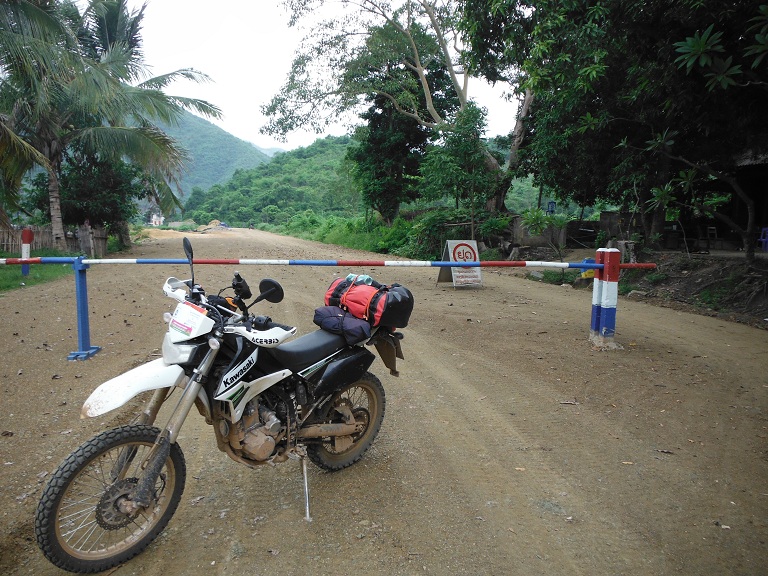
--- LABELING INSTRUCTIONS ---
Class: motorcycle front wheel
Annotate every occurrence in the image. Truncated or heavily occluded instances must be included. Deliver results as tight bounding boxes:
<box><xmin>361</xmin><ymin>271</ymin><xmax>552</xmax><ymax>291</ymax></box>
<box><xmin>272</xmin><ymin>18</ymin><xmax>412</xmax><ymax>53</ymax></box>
<box><xmin>308</xmin><ymin>371</ymin><xmax>385</xmax><ymax>471</ymax></box>
<box><xmin>35</xmin><ymin>425</ymin><xmax>186</xmax><ymax>573</ymax></box>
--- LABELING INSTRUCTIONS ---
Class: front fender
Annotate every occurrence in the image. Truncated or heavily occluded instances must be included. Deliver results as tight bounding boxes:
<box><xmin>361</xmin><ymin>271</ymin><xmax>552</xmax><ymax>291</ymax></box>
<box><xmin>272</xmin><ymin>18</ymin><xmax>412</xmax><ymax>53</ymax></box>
<box><xmin>81</xmin><ymin>358</ymin><xmax>186</xmax><ymax>419</ymax></box>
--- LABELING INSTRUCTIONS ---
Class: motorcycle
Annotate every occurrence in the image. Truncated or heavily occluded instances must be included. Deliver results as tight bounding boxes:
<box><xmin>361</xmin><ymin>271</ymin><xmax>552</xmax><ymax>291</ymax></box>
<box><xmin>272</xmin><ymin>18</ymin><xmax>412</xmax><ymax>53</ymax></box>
<box><xmin>35</xmin><ymin>238</ymin><xmax>406</xmax><ymax>573</ymax></box>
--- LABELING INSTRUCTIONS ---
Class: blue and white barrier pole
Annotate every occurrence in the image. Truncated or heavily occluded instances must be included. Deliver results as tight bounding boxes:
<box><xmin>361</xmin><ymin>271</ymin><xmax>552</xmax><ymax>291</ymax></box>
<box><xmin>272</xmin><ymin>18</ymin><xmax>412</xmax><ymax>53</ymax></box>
<box><xmin>2</xmin><ymin>250</ymin><xmax>654</xmax><ymax>358</ymax></box>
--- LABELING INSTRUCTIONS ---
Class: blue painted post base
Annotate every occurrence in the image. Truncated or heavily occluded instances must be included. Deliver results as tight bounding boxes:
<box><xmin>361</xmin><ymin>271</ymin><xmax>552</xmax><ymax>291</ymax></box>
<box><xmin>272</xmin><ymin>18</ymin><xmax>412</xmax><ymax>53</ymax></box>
<box><xmin>68</xmin><ymin>346</ymin><xmax>101</xmax><ymax>361</ymax></box>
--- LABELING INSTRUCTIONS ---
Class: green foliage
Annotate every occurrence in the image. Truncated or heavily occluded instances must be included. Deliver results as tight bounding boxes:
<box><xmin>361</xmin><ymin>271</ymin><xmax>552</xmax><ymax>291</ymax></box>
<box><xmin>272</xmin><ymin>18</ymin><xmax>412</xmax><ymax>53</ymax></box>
<box><xmin>421</xmin><ymin>104</ymin><xmax>496</xmax><ymax>210</ymax></box>
<box><xmin>520</xmin><ymin>207</ymin><xmax>573</xmax><ymax>240</ymax></box>
<box><xmin>478</xmin><ymin>214</ymin><xmax>512</xmax><ymax>237</ymax></box>
<box><xmin>673</xmin><ymin>23</ymin><xmax>725</xmax><ymax>73</ymax></box>
<box><xmin>347</xmin><ymin>101</ymin><xmax>426</xmax><ymax>224</ymax></box>
<box><xmin>617</xmin><ymin>268</ymin><xmax>642</xmax><ymax>295</ymax></box>
<box><xmin>520</xmin><ymin>207</ymin><xmax>549</xmax><ymax>236</ymax></box>
<box><xmin>479</xmin><ymin>247</ymin><xmax>503</xmax><ymax>261</ymax></box>
<box><xmin>160</xmin><ymin>111</ymin><xmax>271</xmax><ymax>194</ymax></box>
<box><xmin>675</xmin><ymin>6</ymin><xmax>768</xmax><ymax>88</ymax></box>
<box><xmin>23</xmin><ymin>152</ymin><xmax>152</xmax><ymax>228</ymax></box>
<box><xmin>645</xmin><ymin>272</ymin><xmax>668</xmax><ymax>284</ymax></box>
<box><xmin>399</xmin><ymin>209</ymin><xmax>476</xmax><ymax>260</ymax></box>
<box><xmin>528</xmin><ymin>269</ymin><xmax>581</xmax><ymax>285</ymax></box>
<box><xmin>695</xmin><ymin>285</ymin><xmax>731</xmax><ymax>310</ymax></box>
<box><xmin>0</xmin><ymin>250</ymin><xmax>74</xmax><ymax>293</ymax></box>
<box><xmin>594</xmin><ymin>230</ymin><xmax>608</xmax><ymax>249</ymax></box>
<box><xmin>183</xmin><ymin>136</ymin><xmax>358</xmax><ymax>227</ymax></box>
<box><xmin>462</xmin><ymin>0</ymin><xmax>767</xmax><ymax>261</ymax></box>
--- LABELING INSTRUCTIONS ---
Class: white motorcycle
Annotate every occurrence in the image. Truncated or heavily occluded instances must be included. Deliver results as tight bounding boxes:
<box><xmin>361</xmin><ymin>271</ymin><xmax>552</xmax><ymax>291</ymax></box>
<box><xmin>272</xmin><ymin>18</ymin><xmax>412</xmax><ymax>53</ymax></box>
<box><xmin>35</xmin><ymin>238</ymin><xmax>409</xmax><ymax>573</ymax></box>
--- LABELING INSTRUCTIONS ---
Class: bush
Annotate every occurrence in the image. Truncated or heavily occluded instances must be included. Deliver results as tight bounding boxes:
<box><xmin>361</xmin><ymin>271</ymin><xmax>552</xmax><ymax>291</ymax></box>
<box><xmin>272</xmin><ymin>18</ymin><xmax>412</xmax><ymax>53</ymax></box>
<box><xmin>479</xmin><ymin>248</ymin><xmax>503</xmax><ymax>261</ymax></box>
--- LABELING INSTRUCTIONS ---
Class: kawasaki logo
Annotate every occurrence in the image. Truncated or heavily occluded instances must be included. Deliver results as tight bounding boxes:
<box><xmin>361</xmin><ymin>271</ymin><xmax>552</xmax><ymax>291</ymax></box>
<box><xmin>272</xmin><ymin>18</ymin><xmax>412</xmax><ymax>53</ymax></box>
<box><xmin>222</xmin><ymin>351</ymin><xmax>258</xmax><ymax>386</ymax></box>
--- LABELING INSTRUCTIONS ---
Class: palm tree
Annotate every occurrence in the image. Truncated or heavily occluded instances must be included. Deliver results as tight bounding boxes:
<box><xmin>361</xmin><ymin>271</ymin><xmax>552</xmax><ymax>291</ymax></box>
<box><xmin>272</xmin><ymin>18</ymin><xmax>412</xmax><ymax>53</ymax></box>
<box><xmin>1</xmin><ymin>0</ymin><xmax>220</xmax><ymax>249</ymax></box>
<box><xmin>0</xmin><ymin>0</ymin><xmax>78</xmax><ymax>226</ymax></box>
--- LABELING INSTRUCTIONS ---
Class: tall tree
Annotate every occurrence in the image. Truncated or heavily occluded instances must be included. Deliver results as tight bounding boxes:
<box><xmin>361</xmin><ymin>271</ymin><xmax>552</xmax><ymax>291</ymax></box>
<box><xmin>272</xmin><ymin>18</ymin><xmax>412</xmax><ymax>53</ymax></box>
<box><xmin>462</xmin><ymin>0</ymin><xmax>768</xmax><ymax>260</ymax></box>
<box><xmin>460</xmin><ymin>0</ymin><xmax>535</xmax><ymax>210</ymax></box>
<box><xmin>420</xmin><ymin>102</ymin><xmax>500</xmax><ymax>237</ymax></box>
<box><xmin>348</xmin><ymin>97</ymin><xmax>427</xmax><ymax>224</ymax></box>
<box><xmin>345</xmin><ymin>20</ymin><xmax>458</xmax><ymax>223</ymax></box>
<box><xmin>0</xmin><ymin>0</ymin><xmax>77</xmax><ymax>224</ymax></box>
<box><xmin>264</xmin><ymin>0</ymin><xmax>508</xmax><ymax>210</ymax></box>
<box><xmin>0</xmin><ymin>0</ymin><xmax>220</xmax><ymax>249</ymax></box>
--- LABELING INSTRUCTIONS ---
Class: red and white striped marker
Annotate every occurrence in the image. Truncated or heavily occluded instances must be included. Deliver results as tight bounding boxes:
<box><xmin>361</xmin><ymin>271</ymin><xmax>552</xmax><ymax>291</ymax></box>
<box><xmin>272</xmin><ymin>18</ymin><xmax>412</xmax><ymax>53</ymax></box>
<box><xmin>21</xmin><ymin>228</ymin><xmax>34</xmax><ymax>277</ymax></box>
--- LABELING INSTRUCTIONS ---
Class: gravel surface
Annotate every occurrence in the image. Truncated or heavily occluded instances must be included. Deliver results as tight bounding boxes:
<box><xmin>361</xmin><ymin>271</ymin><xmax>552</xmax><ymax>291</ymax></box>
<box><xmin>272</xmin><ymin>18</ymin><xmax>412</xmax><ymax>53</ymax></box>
<box><xmin>1</xmin><ymin>227</ymin><xmax>766</xmax><ymax>576</ymax></box>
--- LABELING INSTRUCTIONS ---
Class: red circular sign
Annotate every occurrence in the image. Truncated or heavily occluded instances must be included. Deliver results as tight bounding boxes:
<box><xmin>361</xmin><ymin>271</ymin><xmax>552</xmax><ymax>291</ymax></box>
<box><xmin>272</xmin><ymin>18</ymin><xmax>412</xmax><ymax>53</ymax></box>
<box><xmin>21</xmin><ymin>228</ymin><xmax>34</xmax><ymax>244</ymax></box>
<box><xmin>452</xmin><ymin>242</ymin><xmax>477</xmax><ymax>262</ymax></box>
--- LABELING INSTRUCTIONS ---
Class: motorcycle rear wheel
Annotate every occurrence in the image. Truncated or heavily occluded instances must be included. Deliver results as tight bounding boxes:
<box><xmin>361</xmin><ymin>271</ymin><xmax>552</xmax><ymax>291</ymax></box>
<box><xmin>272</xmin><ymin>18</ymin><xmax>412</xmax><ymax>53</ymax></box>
<box><xmin>35</xmin><ymin>425</ymin><xmax>186</xmax><ymax>573</ymax></box>
<box><xmin>308</xmin><ymin>372</ymin><xmax>385</xmax><ymax>471</ymax></box>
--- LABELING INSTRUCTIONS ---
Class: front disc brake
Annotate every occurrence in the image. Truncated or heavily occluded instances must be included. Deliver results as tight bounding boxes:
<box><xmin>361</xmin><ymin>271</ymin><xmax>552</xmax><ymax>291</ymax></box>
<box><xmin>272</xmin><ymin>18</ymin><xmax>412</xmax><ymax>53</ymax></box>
<box><xmin>95</xmin><ymin>478</ymin><xmax>140</xmax><ymax>530</ymax></box>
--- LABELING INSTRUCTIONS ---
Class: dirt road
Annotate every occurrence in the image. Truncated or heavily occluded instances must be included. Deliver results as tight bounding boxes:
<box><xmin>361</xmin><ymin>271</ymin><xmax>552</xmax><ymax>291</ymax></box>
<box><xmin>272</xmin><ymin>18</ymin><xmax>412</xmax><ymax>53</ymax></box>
<box><xmin>1</xmin><ymin>228</ymin><xmax>766</xmax><ymax>575</ymax></box>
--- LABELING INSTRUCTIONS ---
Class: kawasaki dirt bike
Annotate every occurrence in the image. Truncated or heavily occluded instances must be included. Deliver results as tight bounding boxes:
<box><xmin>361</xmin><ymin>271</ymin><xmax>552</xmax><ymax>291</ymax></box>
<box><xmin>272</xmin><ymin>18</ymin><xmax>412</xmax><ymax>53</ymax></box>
<box><xmin>35</xmin><ymin>238</ymin><xmax>405</xmax><ymax>573</ymax></box>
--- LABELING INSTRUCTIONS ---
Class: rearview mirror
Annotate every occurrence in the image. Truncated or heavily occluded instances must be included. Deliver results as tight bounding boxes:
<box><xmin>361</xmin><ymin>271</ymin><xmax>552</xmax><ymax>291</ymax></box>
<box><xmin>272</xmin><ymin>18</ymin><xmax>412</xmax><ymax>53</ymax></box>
<box><xmin>257</xmin><ymin>279</ymin><xmax>284</xmax><ymax>304</ymax></box>
<box><xmin>182</xmin><ymin>237</ymin><xmax>194</xmax><ymax>286</ymax></box>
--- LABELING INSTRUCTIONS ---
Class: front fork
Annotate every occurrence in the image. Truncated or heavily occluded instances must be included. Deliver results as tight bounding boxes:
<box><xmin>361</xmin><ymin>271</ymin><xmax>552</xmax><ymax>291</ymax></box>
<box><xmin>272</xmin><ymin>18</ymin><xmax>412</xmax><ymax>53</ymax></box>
<box><xmin>123</xmin><ymin>338</ymin><xmax>221</xmax><ymax>511</ymax></box>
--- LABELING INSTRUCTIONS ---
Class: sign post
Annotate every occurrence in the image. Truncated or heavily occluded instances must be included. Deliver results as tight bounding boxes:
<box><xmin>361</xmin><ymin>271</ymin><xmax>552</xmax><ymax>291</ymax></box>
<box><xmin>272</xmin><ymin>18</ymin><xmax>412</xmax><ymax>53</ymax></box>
<box><xmin>437</xmin><ymin>240</ymin><xmax>482</xmax><ymax>288</ymax></box>
<box><xmin>21</xmin><ymin>228</ymin><xmax>34</xmax><ymax>277</ymax></box>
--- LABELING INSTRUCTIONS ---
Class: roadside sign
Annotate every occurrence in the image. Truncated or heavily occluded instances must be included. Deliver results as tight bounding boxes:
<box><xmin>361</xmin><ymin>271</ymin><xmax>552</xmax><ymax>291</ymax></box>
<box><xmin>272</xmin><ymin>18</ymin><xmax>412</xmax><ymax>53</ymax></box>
<box><xmin>437</xmin><ymin>240</ymin><xmax>482</xmax><ymax>287</ymax></box>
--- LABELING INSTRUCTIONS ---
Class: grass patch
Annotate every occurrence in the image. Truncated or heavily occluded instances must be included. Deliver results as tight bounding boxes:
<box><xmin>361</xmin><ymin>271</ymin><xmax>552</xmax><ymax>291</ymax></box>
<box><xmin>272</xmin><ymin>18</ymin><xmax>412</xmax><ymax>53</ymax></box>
<box><xmin>528</xmin><ymin>269</ymin><xmax>581</xmax><ymax>285</ymax></box>
<box><xmin>0</xmin><ymin>249</ymin><xmax>76</xmax><ymax>293</ymax></box>
<box><xmin>645</xmin><ymin>272</ymin><xmax>668</xmax><ymax>284</ymax></box>
<box><xmin>479</xmin><ymin>248</ymin><xmax>503</xmax><ymax>261</ymax></box>
<box><xmin>695</xmin><ymin>286</ymin><xmax>731</xmax><ymax>310</ymax></box>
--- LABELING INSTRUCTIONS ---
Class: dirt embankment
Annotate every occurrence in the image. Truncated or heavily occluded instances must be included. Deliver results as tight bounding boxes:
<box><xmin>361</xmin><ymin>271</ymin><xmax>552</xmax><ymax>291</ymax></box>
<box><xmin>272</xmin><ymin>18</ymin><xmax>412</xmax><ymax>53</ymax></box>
<box><xmin>1</xmin><ymin>228</ymin><xmax>766</xmax><ymax>576</ymax></box>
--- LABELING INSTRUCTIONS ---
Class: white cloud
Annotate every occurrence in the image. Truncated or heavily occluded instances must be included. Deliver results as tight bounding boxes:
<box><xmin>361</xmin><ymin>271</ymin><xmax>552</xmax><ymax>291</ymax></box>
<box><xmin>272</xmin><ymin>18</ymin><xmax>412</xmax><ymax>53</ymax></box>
<box><xmin>127</xmin><ymin>0</ymin><xmax>516</xmax><ymax>150</ymax></box>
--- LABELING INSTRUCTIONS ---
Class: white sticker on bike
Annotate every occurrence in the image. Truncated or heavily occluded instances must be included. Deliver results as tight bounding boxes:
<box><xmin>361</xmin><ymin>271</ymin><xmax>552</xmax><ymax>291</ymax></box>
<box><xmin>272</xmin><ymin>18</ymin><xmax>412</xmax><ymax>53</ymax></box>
<box><xmin>170</xmin><ymin>301</ymin><xmax>208</xmax><ymax>337</ymax></box>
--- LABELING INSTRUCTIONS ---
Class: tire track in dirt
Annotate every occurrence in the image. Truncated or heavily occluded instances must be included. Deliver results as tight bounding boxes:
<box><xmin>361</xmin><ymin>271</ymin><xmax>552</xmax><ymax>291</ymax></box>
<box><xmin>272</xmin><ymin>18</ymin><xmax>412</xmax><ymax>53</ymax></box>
<box><xmin>3</xmin><ymin>228</ymin><xmax>767</xmax><ymax>576</ymax></box>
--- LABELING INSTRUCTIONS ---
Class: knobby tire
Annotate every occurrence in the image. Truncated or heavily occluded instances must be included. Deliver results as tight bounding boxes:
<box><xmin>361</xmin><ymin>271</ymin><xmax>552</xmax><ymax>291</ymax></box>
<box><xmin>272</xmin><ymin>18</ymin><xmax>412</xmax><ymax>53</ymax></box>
<box><xmin>35</xmin><ymin>425</ymin><xmax>186</xmax><ymax>573</ymax></box>
<box><xmin>307</xmin><ymin>372</ymin><xmax>385</xmax><ymax>471</ymax></box>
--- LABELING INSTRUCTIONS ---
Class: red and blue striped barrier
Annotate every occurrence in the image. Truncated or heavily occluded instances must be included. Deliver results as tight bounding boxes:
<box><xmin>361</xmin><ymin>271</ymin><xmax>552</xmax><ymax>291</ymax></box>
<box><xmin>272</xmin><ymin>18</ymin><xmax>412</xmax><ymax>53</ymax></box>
<box><xmin>1</xmin><ymin>253</ymin><xmax>655</xmax><ymax>358</ymax></box>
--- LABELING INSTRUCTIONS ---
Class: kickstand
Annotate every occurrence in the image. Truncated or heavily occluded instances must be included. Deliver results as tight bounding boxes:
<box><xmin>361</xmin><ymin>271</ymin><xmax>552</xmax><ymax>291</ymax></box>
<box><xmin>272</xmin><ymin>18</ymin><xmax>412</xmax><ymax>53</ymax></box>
<box><xmin>292</xmin><ymin>446</ymin><xmax>313</xmax><ymax>522</ymax></box>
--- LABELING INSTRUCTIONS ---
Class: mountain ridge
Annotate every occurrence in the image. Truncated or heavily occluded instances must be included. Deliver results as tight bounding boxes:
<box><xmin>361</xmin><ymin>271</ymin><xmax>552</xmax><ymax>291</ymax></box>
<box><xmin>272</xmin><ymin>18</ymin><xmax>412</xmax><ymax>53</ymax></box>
<box><xmin>161</xmin><ymin>111</ymin><xmax>278</xmax><ymax>195</ymax></box>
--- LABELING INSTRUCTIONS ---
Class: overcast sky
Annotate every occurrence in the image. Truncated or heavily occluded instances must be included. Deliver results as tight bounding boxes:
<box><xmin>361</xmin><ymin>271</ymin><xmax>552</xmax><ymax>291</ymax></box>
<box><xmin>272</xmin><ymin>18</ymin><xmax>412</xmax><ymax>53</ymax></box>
<box><xmin>126</xmin><ymin>0</ymin><xmax>516</xmax><ymax>151</ymax></box>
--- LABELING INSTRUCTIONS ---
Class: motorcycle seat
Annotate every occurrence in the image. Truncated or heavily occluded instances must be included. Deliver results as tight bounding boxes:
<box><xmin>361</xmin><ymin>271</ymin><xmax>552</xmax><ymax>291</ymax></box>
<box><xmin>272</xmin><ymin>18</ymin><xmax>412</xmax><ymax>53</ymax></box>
<box><xmin>267</xmin><ymin>329</ymin><xmax>347</xmax><ymax>372</ymax></box>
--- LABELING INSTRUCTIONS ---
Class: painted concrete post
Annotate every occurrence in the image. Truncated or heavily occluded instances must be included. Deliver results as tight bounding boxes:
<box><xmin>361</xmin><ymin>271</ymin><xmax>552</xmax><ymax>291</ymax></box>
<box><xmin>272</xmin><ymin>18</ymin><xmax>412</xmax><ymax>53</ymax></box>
<box><xmin>590</xmin><ymin>249</ymin><xmax>605</xmax><ymax>341</ymax></box>
<box><xmin>21</xmin><ymin>228</ymin><xmax>34</xmax><ymax>276</ymax></box>
<box><xmin>590</xmin><ymin>248</ymin><xmax>622</xmax><ymax>348</ymax></box>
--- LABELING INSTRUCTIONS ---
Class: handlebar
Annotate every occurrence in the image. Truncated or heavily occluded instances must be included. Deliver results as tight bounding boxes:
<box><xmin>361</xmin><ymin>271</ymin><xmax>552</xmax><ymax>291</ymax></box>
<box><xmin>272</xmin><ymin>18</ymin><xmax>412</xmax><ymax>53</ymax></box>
<box><xmin>232</xmin><ymin>271</ymin><xmax>252</xmax><ymax>300</ymax></box>
<box><xmin>251</xmin><ymin>315</ymin><xmax>294</xmax><ymax>332</ymax></box>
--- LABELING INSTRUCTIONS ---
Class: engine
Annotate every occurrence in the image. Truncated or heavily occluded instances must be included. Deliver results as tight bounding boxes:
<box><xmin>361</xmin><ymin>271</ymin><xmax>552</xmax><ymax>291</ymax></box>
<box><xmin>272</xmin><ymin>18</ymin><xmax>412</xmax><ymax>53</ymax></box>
<box><xmin>225</xmin><ymin>399</ymin><xmax>283</xmax><ymax>461</ymax></box>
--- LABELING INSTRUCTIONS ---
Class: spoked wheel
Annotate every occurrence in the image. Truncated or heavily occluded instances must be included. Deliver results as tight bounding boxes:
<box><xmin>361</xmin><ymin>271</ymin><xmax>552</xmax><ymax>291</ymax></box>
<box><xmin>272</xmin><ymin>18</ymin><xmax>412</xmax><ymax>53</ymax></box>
<box><xmin>308</xmin><ymin>372</ymin><xmax>385</xmax><ymax>471</ymax></box>
<box><xmin>35</xmin><ymin>425</ymin><xmax>186</xmax><ymax>573</ymax></box>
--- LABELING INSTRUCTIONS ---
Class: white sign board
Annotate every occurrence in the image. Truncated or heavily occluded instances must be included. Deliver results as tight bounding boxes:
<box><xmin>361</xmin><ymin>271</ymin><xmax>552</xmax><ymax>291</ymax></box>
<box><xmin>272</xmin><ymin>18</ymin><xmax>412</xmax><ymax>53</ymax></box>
<box><xmin>437</xmin><ymin>240</ymin><xmax>482</xmax><ymax>287</ymax></box>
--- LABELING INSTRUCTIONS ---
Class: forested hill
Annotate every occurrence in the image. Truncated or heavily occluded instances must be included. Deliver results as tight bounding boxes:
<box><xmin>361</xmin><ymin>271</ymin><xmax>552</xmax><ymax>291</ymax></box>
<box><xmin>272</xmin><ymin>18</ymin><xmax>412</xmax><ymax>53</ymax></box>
<box><xmin>161</xmin><ymin>111</ymin><xmax>273</xmax><ymax>194</ymax></box>
<box><xmin>183</xmin><ymin>135</ymin><xmax>358</xmax><ymax>227</ymax></box>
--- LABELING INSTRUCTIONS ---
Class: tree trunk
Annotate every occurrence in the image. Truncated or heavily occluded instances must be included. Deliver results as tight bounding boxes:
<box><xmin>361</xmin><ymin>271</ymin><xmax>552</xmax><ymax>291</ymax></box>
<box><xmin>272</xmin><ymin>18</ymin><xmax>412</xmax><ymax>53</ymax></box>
<box><xmin>42</xmin><ymin>136</ymin><xmax>67</xmax><ymax>252</ymax></box>
<box><xmin>46</xmin><ymin>167</ymin><xmax>67</xmax><ymax>252</ymax></box>
<box><xmin>486</xmin><ymin>89</ymin><xmax>534</xmax><ymax>212</ymax></box>
<box><xmin>115</xmin><ymin>220</ymin><xmax>132</xmax><ymax>249</ymax></box>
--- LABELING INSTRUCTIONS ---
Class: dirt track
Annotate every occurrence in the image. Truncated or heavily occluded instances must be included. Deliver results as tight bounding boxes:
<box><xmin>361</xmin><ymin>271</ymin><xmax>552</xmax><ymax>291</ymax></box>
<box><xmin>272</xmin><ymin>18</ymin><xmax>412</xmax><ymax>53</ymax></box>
<box><xmin>1</xmin><ymin>228</ymin><xmax>766</xmax><ymax>575</ymax></box>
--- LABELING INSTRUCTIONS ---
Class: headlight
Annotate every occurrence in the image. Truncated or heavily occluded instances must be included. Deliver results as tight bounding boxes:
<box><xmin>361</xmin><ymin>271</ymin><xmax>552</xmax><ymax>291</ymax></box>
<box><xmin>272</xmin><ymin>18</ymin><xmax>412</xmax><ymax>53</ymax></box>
<box><xmin>162</xmin><ymin>332</ymin><xmax>198</xmax><ymax>364</ymax></box>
